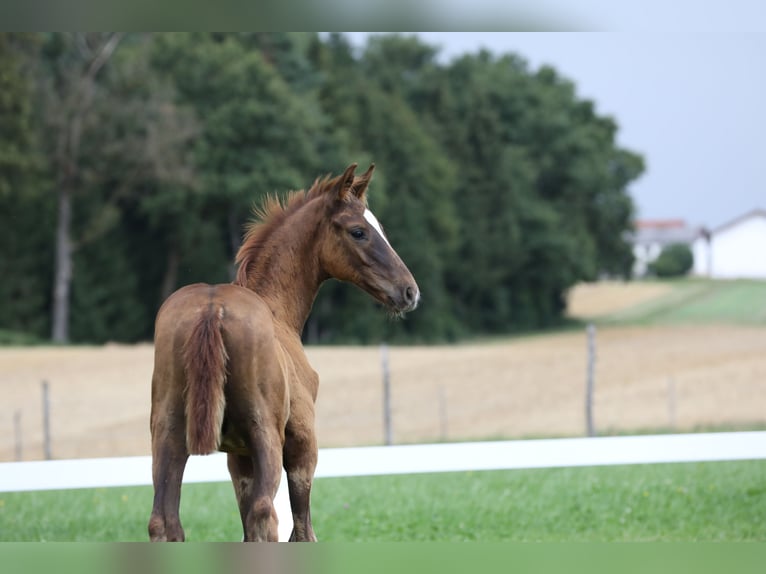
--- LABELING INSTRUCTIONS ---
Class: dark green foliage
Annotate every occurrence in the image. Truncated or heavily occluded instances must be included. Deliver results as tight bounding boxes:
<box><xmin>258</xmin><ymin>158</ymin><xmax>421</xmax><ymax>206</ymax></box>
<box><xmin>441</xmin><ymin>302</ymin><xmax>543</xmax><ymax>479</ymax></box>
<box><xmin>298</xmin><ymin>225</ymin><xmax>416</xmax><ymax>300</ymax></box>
<box><xmin>0</xmin><ymin>190</ymin><xmax>54</xmax><ymax>338</ymax></box>
<box><xmin>69</xmin><ymin>226</ymin><xmax>147</xmax><ymax>343</ymax></box>
<box><xmin>0</xmin><ymin>34</ymin><xmax>38</xmax><ymax>198</ymax></box>
<box><xmin>0</xmin><ymin>33</ymin><xmax>644</xmax><ymax>344</ymax></box>
<box><xmin>649</xmin><ymin>243</ymin><xmax>694</xmax><ymax>278</ymax></box>
<box><xmin>0</xmin><ymin>34</ymin><xmax>52</xmax><ymax>338</ymax></box>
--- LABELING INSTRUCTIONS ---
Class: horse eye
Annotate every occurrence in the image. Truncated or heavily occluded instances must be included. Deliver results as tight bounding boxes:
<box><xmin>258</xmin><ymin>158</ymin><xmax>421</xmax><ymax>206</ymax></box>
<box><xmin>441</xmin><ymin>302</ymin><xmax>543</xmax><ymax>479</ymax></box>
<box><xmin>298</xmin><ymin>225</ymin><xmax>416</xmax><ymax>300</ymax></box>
<box><xmin>350</xmin><ymin>228</ymin><xmax>366</xmax><ymax>240</ymax></box>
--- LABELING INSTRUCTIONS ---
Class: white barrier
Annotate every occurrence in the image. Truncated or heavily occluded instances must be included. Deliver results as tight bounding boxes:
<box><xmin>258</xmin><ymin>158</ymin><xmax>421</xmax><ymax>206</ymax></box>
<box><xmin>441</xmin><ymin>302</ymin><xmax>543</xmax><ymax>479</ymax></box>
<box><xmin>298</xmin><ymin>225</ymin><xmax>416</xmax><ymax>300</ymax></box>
<box><xmin>2</xmin><ymin>432</ymin><xmax>765</xmax><ymax>541</ymax></box>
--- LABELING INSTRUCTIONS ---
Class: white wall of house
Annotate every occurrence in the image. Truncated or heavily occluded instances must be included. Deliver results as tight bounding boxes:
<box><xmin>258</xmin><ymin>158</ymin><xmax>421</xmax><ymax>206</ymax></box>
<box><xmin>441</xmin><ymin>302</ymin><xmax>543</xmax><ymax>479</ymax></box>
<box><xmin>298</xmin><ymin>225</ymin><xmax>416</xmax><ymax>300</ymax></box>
<box><xmin>692</xmin><ymin>236</ymin><xmax>711</xmax><ymax>276</ymax></box>
<box><xmin>695</xmin><ymin>213</ymin><xmax>766</xmax><ymax>279</ymax></box>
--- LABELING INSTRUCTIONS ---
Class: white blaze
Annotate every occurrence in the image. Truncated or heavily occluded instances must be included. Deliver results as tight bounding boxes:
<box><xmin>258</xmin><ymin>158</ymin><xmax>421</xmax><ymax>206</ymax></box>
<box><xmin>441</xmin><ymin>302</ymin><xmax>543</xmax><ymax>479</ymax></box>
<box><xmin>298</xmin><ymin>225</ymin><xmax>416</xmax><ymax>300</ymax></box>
<box><xmin>364</xmin><ymin>208</ymin><xmax>392</xmax><ymax>248</ymax></box>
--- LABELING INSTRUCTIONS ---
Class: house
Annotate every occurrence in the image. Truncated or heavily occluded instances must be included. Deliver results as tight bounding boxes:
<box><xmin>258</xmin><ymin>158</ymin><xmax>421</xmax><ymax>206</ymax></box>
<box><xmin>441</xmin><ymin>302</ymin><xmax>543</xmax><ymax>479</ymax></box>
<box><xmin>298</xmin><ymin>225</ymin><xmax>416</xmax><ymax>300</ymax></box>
<box><xmin>631</xmin><ymin>219</ymin><xmax>699</xmax><ymax>277</ymax></box>
<box><xmin>692</xmin><ymin>209</ymin><xmax>766</xmax><ymax>279</ymax></box>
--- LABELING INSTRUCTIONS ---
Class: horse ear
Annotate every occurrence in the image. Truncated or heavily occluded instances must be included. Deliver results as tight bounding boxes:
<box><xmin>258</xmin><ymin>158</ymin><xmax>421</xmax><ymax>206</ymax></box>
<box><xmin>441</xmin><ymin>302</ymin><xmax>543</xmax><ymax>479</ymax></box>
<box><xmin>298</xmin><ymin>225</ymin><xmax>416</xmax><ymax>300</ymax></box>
<box><xmin>351</xmin><ymin>163</ymin><xmax>375</xmax><ymax>200</ymax></box>
<box><xmin>335</xmin><ymin>163</ymin><xmax>358</xmax><ymax>201</ymax></box>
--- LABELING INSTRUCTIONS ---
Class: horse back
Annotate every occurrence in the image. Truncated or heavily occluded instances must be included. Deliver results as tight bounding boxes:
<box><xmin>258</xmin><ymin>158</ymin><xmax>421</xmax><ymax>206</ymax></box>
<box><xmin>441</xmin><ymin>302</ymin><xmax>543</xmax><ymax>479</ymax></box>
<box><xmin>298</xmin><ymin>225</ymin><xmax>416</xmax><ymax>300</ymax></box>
<box><xmin>154</xmin><ymin>282</ymin><xmax>276</xmax><ymax>357</ymax></box>
<box><xmin>151</xmin><ymin>283</ymin><xmax>289</xmax><ymax>454</ymax></box>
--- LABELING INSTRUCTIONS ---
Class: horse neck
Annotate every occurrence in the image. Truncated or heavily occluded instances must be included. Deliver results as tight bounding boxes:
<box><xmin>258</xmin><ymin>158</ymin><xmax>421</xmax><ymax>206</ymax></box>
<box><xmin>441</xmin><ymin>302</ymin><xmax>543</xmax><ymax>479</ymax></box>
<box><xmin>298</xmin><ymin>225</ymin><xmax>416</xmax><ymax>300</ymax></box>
<box><xmin>244</xmin><ymin>204</ymin><xmax>326</xmax><ymax>335</ymax></box>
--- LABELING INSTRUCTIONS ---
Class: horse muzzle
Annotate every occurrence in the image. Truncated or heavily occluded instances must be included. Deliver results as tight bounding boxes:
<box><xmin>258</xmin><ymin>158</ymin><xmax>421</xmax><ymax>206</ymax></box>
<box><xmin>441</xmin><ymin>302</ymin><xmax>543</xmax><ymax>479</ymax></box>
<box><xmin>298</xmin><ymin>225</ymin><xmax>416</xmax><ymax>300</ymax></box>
<box><xmin>402</xmin><ymin>284</ymin><xmax>420</xmax><ymax>312</ymax></box>
<box><xmin>387</xmin><ymin>282</ymin><xmax>420</xmax><ymax>314</ymax></box>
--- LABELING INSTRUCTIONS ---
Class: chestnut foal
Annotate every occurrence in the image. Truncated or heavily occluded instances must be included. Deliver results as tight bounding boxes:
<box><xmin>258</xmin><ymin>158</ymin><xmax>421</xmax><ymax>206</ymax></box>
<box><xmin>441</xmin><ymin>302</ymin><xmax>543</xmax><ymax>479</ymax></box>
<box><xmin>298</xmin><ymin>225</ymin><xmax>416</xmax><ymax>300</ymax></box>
<box><xmin>148</xmin><ymin>164</ymin><xmax>419</xmax><ymax>541</ymax></box>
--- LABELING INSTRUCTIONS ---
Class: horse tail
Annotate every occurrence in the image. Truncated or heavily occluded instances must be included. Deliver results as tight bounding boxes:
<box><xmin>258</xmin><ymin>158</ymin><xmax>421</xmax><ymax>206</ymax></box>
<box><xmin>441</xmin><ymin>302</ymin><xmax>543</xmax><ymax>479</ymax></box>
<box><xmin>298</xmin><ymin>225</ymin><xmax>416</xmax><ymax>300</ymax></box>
<box><xmin>183</xmin><ymin>304</ymin><xmax>228</xmax><ymax>455</ymax></box>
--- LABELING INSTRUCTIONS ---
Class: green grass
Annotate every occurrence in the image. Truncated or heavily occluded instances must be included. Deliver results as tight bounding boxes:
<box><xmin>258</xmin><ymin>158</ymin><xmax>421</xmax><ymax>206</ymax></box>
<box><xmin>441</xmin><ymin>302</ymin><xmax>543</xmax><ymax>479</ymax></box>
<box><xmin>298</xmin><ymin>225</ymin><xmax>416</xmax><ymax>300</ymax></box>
<box><xmin>1</xmin><ymin>460</ymin><xmax>764</xmax><ymax>542</ymax></box>
<box><xmin>596</xmin><ymin>279</ymin><xmax>766</xmax><ymax>326</ymax></box>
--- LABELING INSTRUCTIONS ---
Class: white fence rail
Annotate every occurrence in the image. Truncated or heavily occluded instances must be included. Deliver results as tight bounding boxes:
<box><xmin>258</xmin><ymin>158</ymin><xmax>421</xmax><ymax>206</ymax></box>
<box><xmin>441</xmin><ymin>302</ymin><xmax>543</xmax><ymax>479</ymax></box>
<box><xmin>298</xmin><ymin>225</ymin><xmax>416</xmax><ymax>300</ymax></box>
<box><xmin>2</xmin><ymin>432</ymin><xmax>765</xmax><ymax>541</ymax></box>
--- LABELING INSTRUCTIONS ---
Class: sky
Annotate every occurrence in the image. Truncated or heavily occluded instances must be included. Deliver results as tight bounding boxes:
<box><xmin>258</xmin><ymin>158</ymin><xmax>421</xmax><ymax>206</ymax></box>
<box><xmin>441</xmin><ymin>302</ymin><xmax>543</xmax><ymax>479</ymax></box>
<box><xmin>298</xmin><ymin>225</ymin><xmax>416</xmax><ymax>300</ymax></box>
<box><xmin>344</xmin><ymin>32</ymin><xmax>765</xmax><ymax>229</ymax></box>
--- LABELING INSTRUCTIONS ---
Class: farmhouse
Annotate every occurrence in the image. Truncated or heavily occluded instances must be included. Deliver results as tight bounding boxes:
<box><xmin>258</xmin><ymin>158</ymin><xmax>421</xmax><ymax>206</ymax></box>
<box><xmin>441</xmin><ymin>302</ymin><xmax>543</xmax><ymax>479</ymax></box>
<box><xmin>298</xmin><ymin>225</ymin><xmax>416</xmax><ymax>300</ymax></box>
<box><xmin>631</xmin><ymin>219</ymin><xmax>698</xmax><ymax>277</ymax></box>
<box><xmin>693</xmin><ymin>209</ymin><xmax>766</xmax><ymax>279</ymax></box>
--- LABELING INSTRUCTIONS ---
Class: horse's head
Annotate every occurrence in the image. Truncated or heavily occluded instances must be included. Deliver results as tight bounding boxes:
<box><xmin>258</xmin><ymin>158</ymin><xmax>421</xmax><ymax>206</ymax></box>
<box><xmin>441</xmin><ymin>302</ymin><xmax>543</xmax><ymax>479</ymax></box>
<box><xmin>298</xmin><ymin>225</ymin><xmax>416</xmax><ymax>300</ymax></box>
<box><xmin>318</xmin><ymin>164</ymin><xmax>420</xmax><ymax>316</ymax></box>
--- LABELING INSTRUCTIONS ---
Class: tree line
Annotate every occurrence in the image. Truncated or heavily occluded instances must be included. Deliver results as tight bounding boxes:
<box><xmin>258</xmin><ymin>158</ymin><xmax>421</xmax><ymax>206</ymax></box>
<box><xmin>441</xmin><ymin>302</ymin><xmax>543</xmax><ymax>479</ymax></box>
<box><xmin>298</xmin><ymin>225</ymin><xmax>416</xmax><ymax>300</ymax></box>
<box><xmin>0</xmin><ymin>33</ymin><xmax>644</xmax><ymax>345</ymax></box>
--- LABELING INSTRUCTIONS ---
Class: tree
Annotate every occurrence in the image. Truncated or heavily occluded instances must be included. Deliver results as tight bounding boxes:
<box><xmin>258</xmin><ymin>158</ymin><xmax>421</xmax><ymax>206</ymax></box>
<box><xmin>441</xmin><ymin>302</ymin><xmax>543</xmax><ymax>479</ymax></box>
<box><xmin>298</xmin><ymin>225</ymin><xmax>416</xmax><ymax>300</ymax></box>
<box><xmin>649</xmin><ymin>243</ymin><xmax>694</xmax><ymax>277</ymax></box>
<box><xmin>0</xmin><ymin>34</ymin><xmax>52</xmax><ymax>339</ymax></box>
<box><xmin>1</xmin><ymin>32</ymin><xmax>646</xmax><ymax>344</ymax></box>
<box><xmin>38</xmin><ymin>33</ymin><xmax>124</xmax><ymax>343</ymax></box>
<box><xmin>34</xmin><ymin>33</ymin><xmax>199</xmax><ymax>343</ymax></box>
<box><xmin>151</xmin><ymin>34</ymin><xmax>333</xmax><ymax>271</ymax></box>
<box><xmin>307</xmin><ymin>34</ymin><xmax>462</xmax><ymax>342</ymax></box>
<box><xmin>410</xmin><ymin>50</ymin><xmax>644</xmax><ymax>331</ymax></box>
<box><xmin>0</xmin><ymin>34</ymin><xmax>38</xmax><ymax>198</ymax></box>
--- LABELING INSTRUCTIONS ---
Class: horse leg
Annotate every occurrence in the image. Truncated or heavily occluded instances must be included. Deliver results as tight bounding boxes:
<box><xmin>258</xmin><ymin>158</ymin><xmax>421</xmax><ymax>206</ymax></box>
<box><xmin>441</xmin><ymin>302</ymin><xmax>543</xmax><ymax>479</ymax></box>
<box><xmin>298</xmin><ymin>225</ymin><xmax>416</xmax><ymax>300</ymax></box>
<box><xmin>283</xmin><ymin>412</ymin><xmax>318</xmax><ymax>542</ymax></box>
<box><xmin>148</xmin><ymin>412</ymin><xmax>189</xmax><ymax>542</ymax></box>
<box><xmin>228</xmin><ymin>426</ymin><xmax>283</xmax><ymax>542</ymax></box>
<box><xmin>227</xmin><ymin>453</ymin><xmax>255</xmax><ymax>539</ymax></box>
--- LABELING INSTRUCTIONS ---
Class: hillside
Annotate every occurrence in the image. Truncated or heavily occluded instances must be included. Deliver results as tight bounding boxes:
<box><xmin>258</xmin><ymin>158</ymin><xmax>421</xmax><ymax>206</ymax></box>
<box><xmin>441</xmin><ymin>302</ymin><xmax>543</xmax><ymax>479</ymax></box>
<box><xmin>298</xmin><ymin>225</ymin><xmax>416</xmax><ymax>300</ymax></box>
<box><xmin>567</xmin><ymin>279</ymin><xmax>766</xmax><ymax>325</ymax></box>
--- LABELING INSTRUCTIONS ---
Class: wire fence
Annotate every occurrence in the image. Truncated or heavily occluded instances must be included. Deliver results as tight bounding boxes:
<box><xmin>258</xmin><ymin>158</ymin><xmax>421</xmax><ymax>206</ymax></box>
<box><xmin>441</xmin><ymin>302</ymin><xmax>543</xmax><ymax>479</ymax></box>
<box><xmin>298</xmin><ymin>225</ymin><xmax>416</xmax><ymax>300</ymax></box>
<box><xmin>3</xmin><ymin>323</ymin><xmax>766</xmax><ymax>462</ymax></box>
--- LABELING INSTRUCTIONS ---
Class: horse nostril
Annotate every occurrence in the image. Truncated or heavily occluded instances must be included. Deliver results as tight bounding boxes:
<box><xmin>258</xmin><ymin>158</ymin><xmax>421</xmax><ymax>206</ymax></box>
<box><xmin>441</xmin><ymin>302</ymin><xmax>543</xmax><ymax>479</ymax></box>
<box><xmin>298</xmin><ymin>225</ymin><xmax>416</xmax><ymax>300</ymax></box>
<box><xmin>403</xmin><ymin>285</ymin><xmax>419</xmax><ymax>309</ymax></box>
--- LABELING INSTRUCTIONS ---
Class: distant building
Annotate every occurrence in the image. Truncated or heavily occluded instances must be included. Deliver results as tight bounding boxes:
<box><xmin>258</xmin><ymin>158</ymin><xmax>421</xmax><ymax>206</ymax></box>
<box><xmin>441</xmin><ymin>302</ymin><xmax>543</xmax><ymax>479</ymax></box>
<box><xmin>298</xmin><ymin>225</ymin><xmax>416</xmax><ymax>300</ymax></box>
<box><xmin>631</xmin><ymin>219</ymin><xmax>699</xmax><ymax>277</ymax></box>
<box><xmin>692</xmin><ymin>209</ymin><xmax>766</xmax><ymax>279</ymax></box>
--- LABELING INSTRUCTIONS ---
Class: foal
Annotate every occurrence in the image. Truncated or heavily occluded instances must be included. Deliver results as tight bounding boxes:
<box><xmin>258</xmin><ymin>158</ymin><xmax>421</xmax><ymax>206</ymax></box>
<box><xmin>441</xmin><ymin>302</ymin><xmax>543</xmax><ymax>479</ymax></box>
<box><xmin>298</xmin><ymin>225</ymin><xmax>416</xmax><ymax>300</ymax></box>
<box><xmin>148</xmin><ymin>164</ymin><xmax>419</xmax><ymax>541</ymax></box>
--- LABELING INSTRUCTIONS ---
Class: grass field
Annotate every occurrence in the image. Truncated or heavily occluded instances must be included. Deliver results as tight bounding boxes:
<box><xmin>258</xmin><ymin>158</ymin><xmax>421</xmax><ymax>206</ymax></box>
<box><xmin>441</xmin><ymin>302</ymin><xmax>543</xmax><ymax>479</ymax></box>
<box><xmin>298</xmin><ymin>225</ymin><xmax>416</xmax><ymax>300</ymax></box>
<box><xmin>2</xmin><ymin>460</ymin><xmax>764</xmax><ymax>542</ymax></box>
<box><xmin>2</xmin><ymin>280</ymin><xmax>765</xmax><ymax>545</ymax></box>
<box><xmin>568</xmin><ymin>279</ymin><xmax>766</xmax><ymax>325</ymax></box>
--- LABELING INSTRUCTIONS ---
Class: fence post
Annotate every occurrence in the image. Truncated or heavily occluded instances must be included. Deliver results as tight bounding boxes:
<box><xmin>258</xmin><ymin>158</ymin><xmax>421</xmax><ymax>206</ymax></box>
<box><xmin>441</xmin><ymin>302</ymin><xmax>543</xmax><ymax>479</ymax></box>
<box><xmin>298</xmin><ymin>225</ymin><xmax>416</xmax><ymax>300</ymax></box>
<box><xmin>585</xmin><ymin>324</ymin><xmax>596</xmax><ymax>437</ymax></box>
<box><xmin>14</xmin><ymin>409</ymin><xmax>22</xmax><ymax>462</ymax></box>
<box><xmin>381</xmin><ymin>343</ymin><xmax>392</xmax><ymax>446</ymax></box>
<box><xmin>42</xmin><ymin>380</ymin><xmax>52</xmax><ymax>460</ymax></box>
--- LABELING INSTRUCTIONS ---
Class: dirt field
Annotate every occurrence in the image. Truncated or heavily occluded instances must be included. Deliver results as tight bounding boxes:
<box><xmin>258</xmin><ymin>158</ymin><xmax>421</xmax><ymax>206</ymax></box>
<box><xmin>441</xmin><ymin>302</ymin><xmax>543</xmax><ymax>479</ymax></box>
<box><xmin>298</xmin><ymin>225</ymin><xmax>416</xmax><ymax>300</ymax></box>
<box><xmin>566</xmin><ymin>281</ymin><xmax>674</xmax><ymax>319</ymax></box>
<box><xmin>2</xmin><ymin>323</ymin><xmax>766</xmax><ymax>462</ymax></box>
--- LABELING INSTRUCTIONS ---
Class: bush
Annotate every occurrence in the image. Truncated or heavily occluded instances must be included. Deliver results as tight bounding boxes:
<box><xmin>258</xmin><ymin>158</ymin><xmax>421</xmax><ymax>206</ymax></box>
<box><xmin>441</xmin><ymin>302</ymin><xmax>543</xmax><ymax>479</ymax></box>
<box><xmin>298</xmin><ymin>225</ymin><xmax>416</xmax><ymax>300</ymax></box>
<box><xmin>649</xmin><ymin>243</ymin><xmax>694</xmax><ymax>277</ymax></box>
<box><xmin>0</xmin><ymin>329</ymin><xmax>45</xmax><ymax>345</ymax></box>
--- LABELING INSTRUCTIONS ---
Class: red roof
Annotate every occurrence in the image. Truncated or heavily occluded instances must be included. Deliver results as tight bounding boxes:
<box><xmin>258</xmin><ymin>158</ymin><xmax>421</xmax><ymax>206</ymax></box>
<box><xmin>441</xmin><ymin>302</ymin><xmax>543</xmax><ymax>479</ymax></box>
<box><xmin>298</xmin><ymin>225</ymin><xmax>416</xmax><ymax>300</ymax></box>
<box><xmin>634</xmin><ymin>219</ymin><xmax>687</xmax><ymax>230</ymax></box>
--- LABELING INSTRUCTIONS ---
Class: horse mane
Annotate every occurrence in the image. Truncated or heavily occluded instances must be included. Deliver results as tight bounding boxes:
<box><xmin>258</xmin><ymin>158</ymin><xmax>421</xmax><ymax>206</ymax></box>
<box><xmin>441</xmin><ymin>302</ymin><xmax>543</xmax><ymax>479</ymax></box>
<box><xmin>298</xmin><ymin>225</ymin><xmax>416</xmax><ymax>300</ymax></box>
<box><xmin>233</xmin><ymin>172</ymin><xmax>358</xmax><ymax>287</ymax></box>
